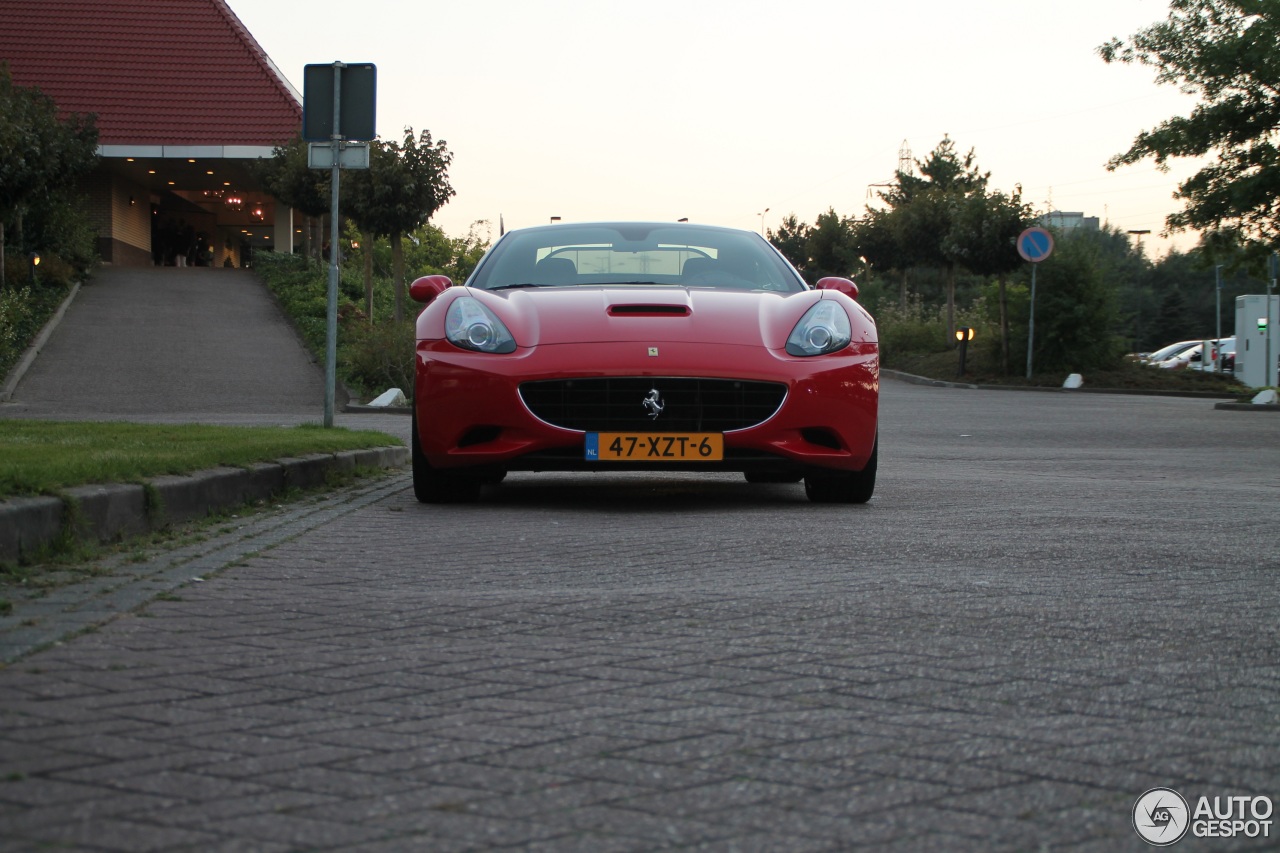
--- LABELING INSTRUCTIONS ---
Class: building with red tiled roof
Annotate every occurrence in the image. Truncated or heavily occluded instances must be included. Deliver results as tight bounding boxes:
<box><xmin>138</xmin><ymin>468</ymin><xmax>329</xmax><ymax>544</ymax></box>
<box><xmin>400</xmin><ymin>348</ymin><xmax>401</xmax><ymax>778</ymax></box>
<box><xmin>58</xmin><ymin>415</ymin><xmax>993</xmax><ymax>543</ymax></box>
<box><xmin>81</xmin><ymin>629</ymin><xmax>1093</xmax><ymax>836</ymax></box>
<box><xmin>0</xmin><ymin>0</ymin><xmax>305</xmax><ymax>266</ymax></box>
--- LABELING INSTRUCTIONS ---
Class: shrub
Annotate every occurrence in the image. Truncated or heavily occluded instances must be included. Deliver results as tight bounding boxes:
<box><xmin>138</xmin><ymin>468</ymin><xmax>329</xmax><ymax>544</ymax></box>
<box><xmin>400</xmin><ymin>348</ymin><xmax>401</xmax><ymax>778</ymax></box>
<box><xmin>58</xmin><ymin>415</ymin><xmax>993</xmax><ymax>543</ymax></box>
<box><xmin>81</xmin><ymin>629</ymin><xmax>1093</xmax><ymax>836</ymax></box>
<box><xmin>340</xmin><ymin>320</ymin><xmax>415</xmax><ymax>398</ymax></box>
<box><xmin>874</xmin><ymin>291</ymin><xmax>951</xmax><ymax>364</ymax></box>
<box><xmin>0</xmin><ymin>283</ymin><xmax>70</xmax><ymax>377</ymax></box>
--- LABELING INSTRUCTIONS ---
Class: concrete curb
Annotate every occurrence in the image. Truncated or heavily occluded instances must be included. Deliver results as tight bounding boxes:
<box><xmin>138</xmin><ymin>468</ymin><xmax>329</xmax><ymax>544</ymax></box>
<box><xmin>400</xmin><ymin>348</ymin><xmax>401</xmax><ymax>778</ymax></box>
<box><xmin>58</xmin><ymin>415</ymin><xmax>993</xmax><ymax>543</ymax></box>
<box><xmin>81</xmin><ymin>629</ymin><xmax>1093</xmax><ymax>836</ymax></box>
<box><xmin>1213</xmin><ymin>402</ymin><xmax>1280</xmax><ymax>412</ymax></box>
<box><xmin>881</xmin><ymin>368</ymin><xmax>1247</xmax><ymax>400</ymax></box>
<box><xmin>0</xmin><ymin>281</ymin><xmax>81</xmax><ymax>403</ymax></box>
<box><xmin>0</xmin><ymin>446</ymin><xmax>408</xmax><ymax>565</ymax></box>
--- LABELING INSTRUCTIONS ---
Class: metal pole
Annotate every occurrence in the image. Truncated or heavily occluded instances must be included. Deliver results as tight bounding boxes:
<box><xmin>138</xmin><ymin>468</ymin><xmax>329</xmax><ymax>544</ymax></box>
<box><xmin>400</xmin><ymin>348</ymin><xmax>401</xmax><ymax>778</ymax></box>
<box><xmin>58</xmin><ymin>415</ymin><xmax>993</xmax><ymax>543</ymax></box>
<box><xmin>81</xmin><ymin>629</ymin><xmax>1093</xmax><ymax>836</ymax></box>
<box><xmin>1215</xmin><ymin>264</ymin><xmax>1223</xmax><ymax>373</ymax></box>
<box><xmin>324</xmin><ymin>63</ymin><xmax>345</xmax><ymax>428</ymax></box>
<box><xmin>1269</xmin><ymin>253</ymin><xmax>1277</xmax><ymax>388</ymax></box>
<box><xmin>1025</xmin><ymin>263</ymin><xmax>1037</xmax><ymax>380</ymax></box>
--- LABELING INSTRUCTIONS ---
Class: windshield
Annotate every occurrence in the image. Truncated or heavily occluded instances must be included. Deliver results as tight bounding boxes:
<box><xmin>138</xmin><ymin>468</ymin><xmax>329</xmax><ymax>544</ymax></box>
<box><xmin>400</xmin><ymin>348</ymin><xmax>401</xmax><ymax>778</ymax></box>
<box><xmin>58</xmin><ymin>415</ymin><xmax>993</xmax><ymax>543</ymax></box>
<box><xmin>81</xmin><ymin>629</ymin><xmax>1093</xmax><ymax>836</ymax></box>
<box><xmin>467</xmin><ymin>223</ymin><xmax>806</xmax><ymax>293</ymax></box>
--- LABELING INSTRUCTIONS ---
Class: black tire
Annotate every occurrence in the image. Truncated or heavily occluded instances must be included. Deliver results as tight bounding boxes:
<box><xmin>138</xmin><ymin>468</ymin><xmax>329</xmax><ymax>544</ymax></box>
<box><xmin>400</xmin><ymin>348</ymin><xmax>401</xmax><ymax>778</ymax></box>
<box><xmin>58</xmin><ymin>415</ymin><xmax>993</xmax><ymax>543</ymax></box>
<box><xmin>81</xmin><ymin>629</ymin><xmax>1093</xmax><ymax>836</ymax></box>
<box><xmin>804</xmin><ymin>437</ymin><xmax>876</xmax><ymax>504</ymax></box>
<box><xmin>412</xmin><ymin>409</ymin><xmax>482</xmax><ymax>504</ymax></box>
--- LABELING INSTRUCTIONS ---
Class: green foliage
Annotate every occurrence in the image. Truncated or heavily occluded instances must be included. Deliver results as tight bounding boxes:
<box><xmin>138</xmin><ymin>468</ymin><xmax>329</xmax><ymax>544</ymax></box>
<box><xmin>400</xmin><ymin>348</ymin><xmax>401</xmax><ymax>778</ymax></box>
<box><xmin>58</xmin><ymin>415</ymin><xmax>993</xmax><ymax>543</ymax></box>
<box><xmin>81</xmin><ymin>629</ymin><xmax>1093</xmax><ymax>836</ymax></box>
<box><xmin>0</xmin><ymin>286</ymin><xmax>35</xmax><ymax>370</ymax></box>
<box><xmin>0</xmin><ymin>64</ymin><xmax>99</xmax><ymax>224</ymax></box>
<box><xmin>872</xmin><ymin>292</ymin><xmax>952</xmax><ymax>360</ymax></box>
<box><xmin>341</xmin><ymin>320</ymin><xmax>416</xmax><ymax>395</ymax></box>
<box><xmin>769</xmin><ymin>214</ymin><xmax>809</xmax><ymax>272</ymax></box>
<box><xmin>1100</xmin><ymin>1</ymin><xmax>1280</xmax><ymax>247</ymax></box>
<box><xmin>0</xmin><ymin>64</ymin><xmax>99</xmax><ymax>288</ymax></box>
<box><xmin>0</xmin><ymin>282</ymin><xmax>71</xmax><ymax>378</ymax></box>
<box><xmin>873</xmin><ymin>290</ymin><xmax>997</xmax><ymax>367</ymax></box>
<box><xmin>250</xmin><ymin>136</ymin><xmax>329</xmax><ymax>218</ymax></box>
<box><xmin>1024</xmin><ymin>230</ymin><xmax>1127</xmax><ymax>373</ymax></box>
<box><xmin>253</xmin><ymin>217</ymin><xmax>491</xmax><ymax>400</ymax></box>
<box><xmin>344</xmin><ymin>128</ymin><xmax>456</xmax><ymax>322</ymax></box>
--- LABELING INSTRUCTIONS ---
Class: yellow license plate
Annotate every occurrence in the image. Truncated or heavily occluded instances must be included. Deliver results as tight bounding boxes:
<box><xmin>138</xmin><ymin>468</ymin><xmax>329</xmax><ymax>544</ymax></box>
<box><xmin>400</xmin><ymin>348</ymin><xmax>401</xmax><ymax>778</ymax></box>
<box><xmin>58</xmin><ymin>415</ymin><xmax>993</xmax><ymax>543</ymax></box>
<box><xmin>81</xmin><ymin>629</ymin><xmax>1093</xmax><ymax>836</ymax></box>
<box><xmin>586</xmin><ymin>432</ymin><xmax>724</xmax><ymax>461</ymax></box>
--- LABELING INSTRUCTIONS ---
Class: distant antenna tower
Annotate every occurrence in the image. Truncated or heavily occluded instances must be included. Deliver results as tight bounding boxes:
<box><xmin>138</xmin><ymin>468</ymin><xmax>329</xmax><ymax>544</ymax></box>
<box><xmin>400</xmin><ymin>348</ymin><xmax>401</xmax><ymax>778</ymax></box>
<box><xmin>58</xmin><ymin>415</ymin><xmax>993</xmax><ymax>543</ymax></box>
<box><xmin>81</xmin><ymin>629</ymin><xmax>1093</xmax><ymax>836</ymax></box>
<box><xmin>867</xmin><ymin>139</ymin><xmax>913</xmax><ymax>198</ymax></box>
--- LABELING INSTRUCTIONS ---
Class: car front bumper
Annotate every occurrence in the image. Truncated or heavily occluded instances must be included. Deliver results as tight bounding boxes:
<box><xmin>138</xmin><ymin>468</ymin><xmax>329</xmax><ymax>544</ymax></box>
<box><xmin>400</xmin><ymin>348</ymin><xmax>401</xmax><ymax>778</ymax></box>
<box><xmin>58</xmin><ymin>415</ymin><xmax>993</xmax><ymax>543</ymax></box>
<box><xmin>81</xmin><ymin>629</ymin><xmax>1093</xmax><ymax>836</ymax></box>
<box><xmin>414</xmin><ymin>340</ymin><xmax>878</xmax><ymax>475</ymax></box>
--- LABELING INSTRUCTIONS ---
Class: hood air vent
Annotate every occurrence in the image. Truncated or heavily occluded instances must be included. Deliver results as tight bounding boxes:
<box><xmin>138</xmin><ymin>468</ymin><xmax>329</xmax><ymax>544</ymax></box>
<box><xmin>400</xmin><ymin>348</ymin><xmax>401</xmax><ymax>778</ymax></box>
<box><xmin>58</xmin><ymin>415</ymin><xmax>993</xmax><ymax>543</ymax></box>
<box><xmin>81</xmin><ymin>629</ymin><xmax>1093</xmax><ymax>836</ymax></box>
<box><xmin>607</xmin><ymin>304</ymin><xmax>691</xmax><ymax>317</ymax></box>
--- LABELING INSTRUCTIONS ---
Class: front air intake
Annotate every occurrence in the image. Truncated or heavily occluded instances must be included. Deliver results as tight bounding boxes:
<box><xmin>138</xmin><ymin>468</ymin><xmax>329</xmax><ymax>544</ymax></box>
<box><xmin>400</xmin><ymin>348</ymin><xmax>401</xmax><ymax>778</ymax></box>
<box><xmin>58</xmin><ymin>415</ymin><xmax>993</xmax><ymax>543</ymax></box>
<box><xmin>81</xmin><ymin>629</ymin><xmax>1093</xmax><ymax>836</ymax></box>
<box><xmin>519</xmin><ymin>377</ymin><xmax>786</xmax><ymax>432</ymax></box>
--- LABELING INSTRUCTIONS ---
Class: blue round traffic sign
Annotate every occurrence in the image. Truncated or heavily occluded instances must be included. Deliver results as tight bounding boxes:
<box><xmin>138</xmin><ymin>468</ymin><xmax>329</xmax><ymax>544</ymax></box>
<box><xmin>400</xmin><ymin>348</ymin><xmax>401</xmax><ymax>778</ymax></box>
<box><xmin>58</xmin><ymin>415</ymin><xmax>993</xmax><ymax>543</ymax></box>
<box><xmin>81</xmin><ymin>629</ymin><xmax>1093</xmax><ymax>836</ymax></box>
<box><xmin>1017</xmin><ymin>227</ymin><xmax>1054</xmax><ymax>263</ymax></box>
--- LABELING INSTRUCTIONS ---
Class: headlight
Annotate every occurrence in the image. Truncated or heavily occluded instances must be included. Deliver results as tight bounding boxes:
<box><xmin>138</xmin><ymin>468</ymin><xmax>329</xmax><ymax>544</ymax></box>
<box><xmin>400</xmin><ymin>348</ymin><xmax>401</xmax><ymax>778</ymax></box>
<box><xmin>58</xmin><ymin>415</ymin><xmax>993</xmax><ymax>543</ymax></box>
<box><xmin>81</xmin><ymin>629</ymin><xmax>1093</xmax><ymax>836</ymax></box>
<box><xmin>786</xmin><ymin>300</ymin><xmax>852</xmax><ymax>356</ymax></box>
<box><xmin>445</xmin><ymin>296</ymin><xmax>516</xmax><ymax>353</ymax></box>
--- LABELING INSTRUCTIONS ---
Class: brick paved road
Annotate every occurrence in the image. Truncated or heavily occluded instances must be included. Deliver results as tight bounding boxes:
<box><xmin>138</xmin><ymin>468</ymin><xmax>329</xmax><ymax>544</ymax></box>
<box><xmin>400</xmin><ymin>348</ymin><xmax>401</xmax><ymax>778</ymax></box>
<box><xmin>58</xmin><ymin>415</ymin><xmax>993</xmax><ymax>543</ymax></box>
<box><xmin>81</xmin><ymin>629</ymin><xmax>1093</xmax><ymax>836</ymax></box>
<box><xmin>2</xmin><ymin>382</ymin><xmax>1278</xmax><ymax>851</ymax></box>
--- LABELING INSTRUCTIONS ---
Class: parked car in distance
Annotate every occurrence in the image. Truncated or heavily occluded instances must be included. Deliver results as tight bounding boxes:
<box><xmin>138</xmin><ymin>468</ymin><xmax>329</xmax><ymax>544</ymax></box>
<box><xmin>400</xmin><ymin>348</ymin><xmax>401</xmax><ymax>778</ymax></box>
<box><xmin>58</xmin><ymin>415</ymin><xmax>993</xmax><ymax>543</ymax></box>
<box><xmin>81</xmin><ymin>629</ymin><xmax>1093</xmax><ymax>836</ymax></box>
<box><xmin>1142</xmin><ymin>339</ymin><xmax>1201</xmax><ymax>366</ymax></box>
<box><xmin>1184</xmin><ymin>337</ymin><xmax>1237</xmax><ymax>373</ymax></box>
<box><xmin>1159</xmin><ymin>337</ymin><xmax>1236</xmax><ymax>372</ymax></box>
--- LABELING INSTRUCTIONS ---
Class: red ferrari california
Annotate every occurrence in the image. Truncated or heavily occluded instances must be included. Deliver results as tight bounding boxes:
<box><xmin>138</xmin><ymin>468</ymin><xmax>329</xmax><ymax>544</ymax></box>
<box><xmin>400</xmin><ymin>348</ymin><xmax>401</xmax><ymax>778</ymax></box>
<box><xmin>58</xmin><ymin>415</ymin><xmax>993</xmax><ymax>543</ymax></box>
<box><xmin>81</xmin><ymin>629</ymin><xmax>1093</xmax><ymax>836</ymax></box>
<box><xmin>409</xmin><ymin>221</ymin><xmax>878</xmax><ymax>503</ymax></box>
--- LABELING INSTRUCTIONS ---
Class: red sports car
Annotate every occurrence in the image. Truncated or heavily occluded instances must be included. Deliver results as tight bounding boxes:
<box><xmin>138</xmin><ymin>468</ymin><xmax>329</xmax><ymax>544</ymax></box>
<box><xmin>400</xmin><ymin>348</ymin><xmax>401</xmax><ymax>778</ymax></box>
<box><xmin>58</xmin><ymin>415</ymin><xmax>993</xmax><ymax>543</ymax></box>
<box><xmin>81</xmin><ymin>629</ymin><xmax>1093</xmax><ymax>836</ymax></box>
<box><xmin>409</xmin><ymin>221</ymin><xmax>878</xmax><ymax>503</ymax></box>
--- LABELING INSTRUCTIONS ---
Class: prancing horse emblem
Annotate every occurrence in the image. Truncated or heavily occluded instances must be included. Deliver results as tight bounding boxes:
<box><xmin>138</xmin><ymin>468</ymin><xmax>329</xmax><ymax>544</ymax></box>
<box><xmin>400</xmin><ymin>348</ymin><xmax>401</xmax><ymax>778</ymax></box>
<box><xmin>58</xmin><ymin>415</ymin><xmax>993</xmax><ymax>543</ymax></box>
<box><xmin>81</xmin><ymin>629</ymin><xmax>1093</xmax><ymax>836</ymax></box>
<box><xmin>643</xmin><ymin>389</ymin><xmax>664</xmax><ymax>420</ymax></box>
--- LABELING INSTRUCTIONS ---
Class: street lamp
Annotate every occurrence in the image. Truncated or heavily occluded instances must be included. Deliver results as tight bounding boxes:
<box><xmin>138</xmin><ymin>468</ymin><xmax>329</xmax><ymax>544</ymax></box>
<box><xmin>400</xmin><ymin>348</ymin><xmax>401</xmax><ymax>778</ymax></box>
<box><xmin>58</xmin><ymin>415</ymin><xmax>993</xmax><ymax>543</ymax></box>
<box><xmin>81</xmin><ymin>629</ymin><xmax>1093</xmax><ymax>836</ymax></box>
<box><xmin>28</xmin><ymin>251</ymin><xmax>40</xmax><ymax>286</ymax></box>
<box><xmin>549</xmin><ymin>216</ymin><xmax>561</xmax><ymax>224</ymax></box>
<box><xmin>955</xmin><ymin>327</ymin><xmax>975</xmax><ymax>377</ymax></box>
<box><xmin>758</xmin><ymin>208</ymin><xmax>769</xmax><ymax>236</ymax></box>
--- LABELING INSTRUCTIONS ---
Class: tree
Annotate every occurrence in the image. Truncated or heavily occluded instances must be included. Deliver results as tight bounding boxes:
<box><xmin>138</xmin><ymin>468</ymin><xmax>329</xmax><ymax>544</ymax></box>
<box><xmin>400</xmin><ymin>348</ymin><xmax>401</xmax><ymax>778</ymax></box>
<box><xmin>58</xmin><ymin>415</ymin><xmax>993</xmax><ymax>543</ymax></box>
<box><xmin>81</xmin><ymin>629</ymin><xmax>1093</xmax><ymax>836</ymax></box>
<box><xmin>0</xmin><ymin>64</ymin><xmax>98</xmax><ymax>287</ymax></box>
<box><xmin>767</xmin><ymin>214</ymin><xmax>809</xmax><ymax>273</ymax></box>
<box><xmin>251</xmin><ymin>136</ymin><xmax>329</xmax><ymax>264</ymax></box>
<box><xmin>850</xmin><ymin>207</ymin><xmax>907</xmax><ymax>306</ymax></box>
<box><xmin>854</xmin><ymin>137</ymin><xmax>993</xmax><ymax>337</ymax></box>
<box><xmin>1024</xmin><ymin>229</ymin><xmax>1126</xmax><ymax>374</ymax></box>
<box><xmin>1100</xmin><ymin>1</ymin><xmax>1280</xmax><ymax>251</ymax></box>
<box><xmin>345</xmin><ymin>128</ymin><xmax>454</xmax><ymax>322</ymax></box>
<box><xmin>805</xmin><ymin>209</ymin><xmax>859</xmax><ymax>281</ymax></box>
<box><xmin>942</xmin><ymin>188</ymin><xmax>1036</xmax><ymax>372</ymax></box>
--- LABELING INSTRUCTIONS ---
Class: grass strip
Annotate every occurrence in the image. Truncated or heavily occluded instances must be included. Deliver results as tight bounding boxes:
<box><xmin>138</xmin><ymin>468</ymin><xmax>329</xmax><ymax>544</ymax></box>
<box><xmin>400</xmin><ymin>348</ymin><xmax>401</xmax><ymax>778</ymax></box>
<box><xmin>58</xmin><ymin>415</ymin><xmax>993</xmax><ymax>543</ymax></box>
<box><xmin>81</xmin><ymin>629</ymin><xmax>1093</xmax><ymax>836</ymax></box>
<box><xmin>0</xmin><ymin>420</ymin><xmax>402</xmax><ymax>498</ymax></box>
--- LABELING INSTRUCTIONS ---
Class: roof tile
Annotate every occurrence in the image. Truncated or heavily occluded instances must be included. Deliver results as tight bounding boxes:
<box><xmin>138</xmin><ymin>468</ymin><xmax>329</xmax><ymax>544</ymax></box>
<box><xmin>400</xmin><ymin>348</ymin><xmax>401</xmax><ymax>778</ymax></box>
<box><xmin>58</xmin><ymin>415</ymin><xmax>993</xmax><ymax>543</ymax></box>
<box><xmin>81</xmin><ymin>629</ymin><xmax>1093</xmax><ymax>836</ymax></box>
<box><xmin>0</xmin><ymin>0</ymin><xmax>302</xmax><ymax>147</ymax></box>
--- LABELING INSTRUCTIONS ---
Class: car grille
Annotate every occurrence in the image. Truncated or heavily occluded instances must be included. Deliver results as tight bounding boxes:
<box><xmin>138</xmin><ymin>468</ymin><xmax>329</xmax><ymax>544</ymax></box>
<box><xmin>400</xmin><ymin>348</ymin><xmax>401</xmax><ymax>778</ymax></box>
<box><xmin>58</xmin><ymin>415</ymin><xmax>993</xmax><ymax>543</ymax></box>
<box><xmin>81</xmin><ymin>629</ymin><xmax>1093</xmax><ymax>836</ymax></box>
<box><xmin>519</xmin><ymin>378</ymin><xmax>787</xmax><ymax>432</ymax></box>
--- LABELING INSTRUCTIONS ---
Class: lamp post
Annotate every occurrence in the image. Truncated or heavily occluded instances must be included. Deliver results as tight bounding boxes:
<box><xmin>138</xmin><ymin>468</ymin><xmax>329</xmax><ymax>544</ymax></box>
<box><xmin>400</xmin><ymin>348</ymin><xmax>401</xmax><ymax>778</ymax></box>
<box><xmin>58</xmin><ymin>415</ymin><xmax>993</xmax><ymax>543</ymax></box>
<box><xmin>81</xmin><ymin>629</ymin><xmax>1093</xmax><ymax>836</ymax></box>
<box><xmin>1215</xmin><ymin>264</ymin><xmax>1224</xmax><ymax>373</ymax></box>
<box><xmin>28</xmin><ymin>251</ymin><xmax>40</xmax><ymax>287</ymax></box>
<box><xmin>758</xmin><ymin>208</ymin><xmax>769</xmax><ymax>236</ymax></box>
<box><xmin>955</xmin><ymin>327</ymin><xmax>974</xmax><ymax>377</ymax></box>
<box><xmin>549</xmin><ymin>216</ymin><xmax>561</xmax><ymax>224</ymax></box>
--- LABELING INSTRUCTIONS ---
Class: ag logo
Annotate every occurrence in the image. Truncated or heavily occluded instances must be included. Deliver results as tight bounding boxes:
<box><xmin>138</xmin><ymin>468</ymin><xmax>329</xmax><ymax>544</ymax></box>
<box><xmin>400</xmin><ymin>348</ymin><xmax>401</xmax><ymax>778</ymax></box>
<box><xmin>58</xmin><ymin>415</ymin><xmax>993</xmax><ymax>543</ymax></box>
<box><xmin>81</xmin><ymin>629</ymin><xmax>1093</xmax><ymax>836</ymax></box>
<box><xmin>1134</xmin><ymin>787</ymin><xmax>1190</xmax><ymax>846</ymax></box>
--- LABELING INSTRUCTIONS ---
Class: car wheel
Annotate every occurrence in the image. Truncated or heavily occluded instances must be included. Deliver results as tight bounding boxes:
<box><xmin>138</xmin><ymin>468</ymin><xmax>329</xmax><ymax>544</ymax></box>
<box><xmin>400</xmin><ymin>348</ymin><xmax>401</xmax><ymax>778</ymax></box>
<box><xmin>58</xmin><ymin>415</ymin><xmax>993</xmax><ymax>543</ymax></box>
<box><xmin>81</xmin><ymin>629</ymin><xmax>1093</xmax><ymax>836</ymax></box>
<box><xmin>412</xmin><ymin>409</ymin><xmax>482</xmax><ymax>504</ymax></box>
<box><xmin>804</xmin><ymin>437</ymin><xmax>876</xmax><ymax>504</ymax></box>
<box><xmin>744</xmin><ymin>472</ymin><xmax>803</xmax><ymax>484</ymax></box>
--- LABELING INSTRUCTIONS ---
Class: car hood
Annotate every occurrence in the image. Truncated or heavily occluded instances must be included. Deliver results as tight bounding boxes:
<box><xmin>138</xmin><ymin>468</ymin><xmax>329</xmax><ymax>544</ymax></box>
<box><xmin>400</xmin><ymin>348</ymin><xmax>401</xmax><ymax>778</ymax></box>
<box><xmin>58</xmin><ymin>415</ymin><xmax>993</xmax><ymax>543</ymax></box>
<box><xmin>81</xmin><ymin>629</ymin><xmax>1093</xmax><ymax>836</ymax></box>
<box><xmin>472</xmin><ymin>286</ymin><xmax>842</xmax><ymax>351</ymax></box>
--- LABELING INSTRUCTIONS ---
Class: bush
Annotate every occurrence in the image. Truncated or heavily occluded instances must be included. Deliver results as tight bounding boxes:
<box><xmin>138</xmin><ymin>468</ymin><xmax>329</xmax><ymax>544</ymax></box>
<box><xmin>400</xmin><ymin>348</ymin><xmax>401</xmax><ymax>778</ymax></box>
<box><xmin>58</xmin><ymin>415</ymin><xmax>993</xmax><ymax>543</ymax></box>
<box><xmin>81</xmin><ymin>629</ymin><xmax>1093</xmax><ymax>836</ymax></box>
<box><xmin>874</xmin><ymin>291</ymin><xmax>950</xmax><ymax>362</ymax></box>
<box><xmin>0</xmin><ymin>282</ymin><xmax>70</xmax><ymax>377</ymax></box>
<box><xmin>871</xmin><ymin>290</ymin><xmax>994</xmax><ymax>366</ymax></box>
<box><xmin>341</xmin><ymin>320</ymin><xmax>415</xmax><ymax>397</ymax></box>
<box><xmin>253</xmin><ymin>250</ymin><xmax>417</xmax><ymax>400</ymax></box>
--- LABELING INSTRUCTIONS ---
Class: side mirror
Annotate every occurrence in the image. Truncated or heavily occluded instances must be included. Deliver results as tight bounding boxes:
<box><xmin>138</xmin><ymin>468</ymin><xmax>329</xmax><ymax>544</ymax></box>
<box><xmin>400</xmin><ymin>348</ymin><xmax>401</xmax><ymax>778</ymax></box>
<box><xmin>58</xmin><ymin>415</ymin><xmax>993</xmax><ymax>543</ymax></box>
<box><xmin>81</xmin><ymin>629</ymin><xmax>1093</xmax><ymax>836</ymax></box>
<box><xmin>815</xmin><ymin>277</ymin><xmax>858</xmax><ymax>300</ymax></box>
<box><xmin>409</xmin><ymin>274</ymin><xmax>453</xmax><ymax>304</ymax></box>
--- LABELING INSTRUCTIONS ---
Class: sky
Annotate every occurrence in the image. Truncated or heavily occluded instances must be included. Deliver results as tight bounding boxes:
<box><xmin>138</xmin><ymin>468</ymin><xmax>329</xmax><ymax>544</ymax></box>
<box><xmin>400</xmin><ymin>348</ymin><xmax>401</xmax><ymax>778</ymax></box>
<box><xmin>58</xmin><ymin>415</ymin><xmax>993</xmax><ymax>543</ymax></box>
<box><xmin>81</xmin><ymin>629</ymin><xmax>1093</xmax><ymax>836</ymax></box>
<box><xmin>225</xmin><ymin>0</ymin><xmax>1204</xmax><ymax>258</ymax></box>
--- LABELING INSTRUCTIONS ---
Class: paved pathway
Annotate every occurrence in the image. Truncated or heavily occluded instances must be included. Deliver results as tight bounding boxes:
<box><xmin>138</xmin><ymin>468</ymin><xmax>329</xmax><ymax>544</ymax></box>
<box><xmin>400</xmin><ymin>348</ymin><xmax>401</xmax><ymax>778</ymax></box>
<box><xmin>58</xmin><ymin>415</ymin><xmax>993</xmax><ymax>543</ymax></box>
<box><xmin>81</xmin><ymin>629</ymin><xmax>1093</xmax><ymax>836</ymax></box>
<box><xmin>5</xmin><ymin>266</ymin><xmax>332</xmax><ymax>422</ymax></box>
<box><xmin>1</xmin><ymin>267</ymin><xmax>1278</xmax><ymax>849</ymax></box>
<box><xmin>1</xmin><ymin>375</ymin><xmax>1277</xmax><ymax>850</ymax></box>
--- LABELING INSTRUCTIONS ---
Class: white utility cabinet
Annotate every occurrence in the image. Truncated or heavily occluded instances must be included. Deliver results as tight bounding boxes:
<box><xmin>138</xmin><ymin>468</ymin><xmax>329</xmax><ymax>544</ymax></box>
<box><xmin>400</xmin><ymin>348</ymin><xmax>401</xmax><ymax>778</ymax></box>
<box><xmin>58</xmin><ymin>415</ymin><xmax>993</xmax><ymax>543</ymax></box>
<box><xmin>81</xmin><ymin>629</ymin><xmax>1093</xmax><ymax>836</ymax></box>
<box><xmin>1235</xmin><ymin>294</ymin><xmax>1280</xmax><ymax>387</ymax></box>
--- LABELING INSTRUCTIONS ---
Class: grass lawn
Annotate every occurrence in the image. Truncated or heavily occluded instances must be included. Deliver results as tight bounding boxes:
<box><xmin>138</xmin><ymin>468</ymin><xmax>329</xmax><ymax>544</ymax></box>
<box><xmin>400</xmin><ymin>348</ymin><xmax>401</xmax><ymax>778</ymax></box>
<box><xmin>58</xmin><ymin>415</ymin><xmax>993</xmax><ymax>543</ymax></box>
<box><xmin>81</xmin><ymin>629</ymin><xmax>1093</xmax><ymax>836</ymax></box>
<box><xmin>0</xmin><ymin>420</ymin><xmax>402</xmax><ymax>499</ymax></box>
